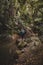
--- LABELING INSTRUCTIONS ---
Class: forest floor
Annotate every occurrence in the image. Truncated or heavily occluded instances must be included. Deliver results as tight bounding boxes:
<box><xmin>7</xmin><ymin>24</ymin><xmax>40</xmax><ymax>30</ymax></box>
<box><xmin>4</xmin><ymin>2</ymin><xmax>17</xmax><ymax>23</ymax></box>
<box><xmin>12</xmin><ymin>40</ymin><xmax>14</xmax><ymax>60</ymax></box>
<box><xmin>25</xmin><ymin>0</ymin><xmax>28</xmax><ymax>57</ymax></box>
<box><xmin>9</xmin><ymin>27</ymin><xmax>43</xmax><ymax>65</ymax></box>
<box><xmin>0</xmin><ymin>26</ymin><xmax>43</xmax><ymax>65</ymax></box>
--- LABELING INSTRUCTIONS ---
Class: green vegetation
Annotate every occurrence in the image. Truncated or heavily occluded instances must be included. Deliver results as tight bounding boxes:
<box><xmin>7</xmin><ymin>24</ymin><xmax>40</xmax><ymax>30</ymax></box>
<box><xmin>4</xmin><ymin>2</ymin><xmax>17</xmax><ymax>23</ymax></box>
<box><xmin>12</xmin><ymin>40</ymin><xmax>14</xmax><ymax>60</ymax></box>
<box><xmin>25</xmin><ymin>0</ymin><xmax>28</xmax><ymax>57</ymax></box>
<box><xmin>0</xmin><ymin>0</ymin><xmax>43</xmax><ymax>65</ymax></box>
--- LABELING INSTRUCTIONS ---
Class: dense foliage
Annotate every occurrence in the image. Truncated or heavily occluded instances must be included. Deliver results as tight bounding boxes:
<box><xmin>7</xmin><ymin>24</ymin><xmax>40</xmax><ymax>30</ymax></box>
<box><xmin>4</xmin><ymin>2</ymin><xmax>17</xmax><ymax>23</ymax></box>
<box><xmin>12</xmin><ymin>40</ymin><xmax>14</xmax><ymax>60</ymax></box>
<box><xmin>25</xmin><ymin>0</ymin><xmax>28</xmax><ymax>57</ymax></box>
<box><xmin>0</xmin><ymin>0</ymin><xmax>43</xmax><ymax>35</ymax></box>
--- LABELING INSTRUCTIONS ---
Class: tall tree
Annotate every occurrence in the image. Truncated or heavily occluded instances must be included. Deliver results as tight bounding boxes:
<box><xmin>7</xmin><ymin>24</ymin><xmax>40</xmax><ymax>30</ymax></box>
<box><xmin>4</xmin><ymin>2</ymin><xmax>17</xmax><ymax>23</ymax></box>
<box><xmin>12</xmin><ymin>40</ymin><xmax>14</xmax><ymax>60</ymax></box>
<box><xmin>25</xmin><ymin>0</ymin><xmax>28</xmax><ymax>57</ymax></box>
<box><xmin>0</xmin><ymin>0</ymin><xmax>14</xmax><ymax>34</ymax></box>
